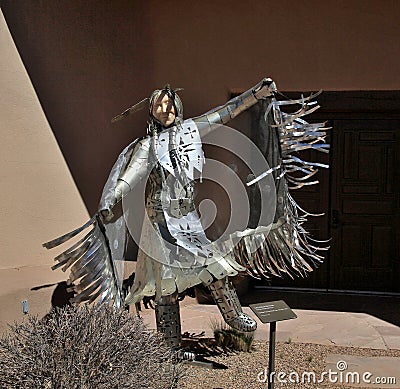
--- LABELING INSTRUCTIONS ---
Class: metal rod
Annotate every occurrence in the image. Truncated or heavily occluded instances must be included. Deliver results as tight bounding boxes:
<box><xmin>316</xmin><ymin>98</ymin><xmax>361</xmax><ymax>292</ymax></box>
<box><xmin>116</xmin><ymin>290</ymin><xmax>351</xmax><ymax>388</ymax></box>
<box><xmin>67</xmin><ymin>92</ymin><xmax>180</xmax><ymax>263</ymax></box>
<box><xmin>268</xmin><ymin>321</ymin><xmax>276</xmax><ymax>389</ymax></box>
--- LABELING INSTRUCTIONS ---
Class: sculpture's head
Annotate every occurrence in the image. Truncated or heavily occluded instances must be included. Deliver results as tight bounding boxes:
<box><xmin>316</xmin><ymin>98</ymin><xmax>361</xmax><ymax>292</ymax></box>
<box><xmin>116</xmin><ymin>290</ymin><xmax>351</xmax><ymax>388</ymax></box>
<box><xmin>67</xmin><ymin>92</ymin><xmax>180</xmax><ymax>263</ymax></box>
<box><xmin>149</xmin><ymin>85</ymin><xmax>183</xmax><ymax>127</ymax></box>
<box><xmin>111</xmin><ymin>84</ymin><xmax>183</xmax><ymax>127</ymax></box>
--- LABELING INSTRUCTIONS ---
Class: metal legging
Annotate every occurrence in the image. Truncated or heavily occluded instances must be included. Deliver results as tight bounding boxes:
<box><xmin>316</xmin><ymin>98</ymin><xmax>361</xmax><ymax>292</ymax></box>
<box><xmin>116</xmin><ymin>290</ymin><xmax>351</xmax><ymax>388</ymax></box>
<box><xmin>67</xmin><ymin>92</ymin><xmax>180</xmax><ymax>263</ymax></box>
<box><xmin>155</xmin><ymin>292</ymin><xmax>181</xmax><ymax>348</ymax></box>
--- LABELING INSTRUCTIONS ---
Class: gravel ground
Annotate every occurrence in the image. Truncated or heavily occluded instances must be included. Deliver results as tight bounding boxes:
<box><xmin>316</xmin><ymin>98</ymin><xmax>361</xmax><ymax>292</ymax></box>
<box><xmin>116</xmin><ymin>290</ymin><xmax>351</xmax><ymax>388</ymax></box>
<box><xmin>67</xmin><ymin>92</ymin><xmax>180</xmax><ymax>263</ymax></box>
<box><xmin>178</xmin><ymin>340</ymin><xmax>400</xmax><ymax>389</ymax></box>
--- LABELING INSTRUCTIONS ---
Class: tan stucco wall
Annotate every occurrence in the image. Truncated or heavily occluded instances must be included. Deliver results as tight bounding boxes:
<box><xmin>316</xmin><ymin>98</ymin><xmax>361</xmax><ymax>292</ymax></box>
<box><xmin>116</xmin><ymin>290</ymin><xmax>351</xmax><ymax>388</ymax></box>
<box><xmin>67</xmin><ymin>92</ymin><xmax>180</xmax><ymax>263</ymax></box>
<box><xmin>2</xmin><ymin>1</ymin><xmax>399</xmax><ymax>213</ymax></box>
<box><xmin>0</xmin><ymin>1</ymin><xmax>399</xmax><ymax>327</ymax></box>
<box><xmin>0</xmin><ymin>10</ymin><xmax>89</xmax><ymax>332</ymax></box>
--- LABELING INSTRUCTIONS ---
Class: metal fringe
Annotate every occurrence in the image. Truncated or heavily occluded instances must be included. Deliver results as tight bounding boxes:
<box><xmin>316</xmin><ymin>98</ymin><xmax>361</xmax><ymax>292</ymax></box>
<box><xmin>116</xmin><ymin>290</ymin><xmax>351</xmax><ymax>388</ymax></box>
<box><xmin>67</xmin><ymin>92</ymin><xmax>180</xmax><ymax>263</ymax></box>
<box><xmin>43</xmin><ymin>215</ymin><xmax>123</xmax><ymax>308</ymax></box>
<box><xmin>237</xmin><ymin>93</ymin><xmax>330</xmax><ymax>280</ymax></box>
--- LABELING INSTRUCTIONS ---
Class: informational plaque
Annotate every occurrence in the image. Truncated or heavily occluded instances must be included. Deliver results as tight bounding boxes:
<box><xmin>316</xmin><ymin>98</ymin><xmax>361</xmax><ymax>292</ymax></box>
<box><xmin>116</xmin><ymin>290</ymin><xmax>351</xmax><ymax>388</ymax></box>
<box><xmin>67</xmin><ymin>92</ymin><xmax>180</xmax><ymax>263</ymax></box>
<box><xmin>249</xmin><ymin>300</ymin><xmax>297</xmax><ymax>389</ymax></box>
<box><xmin>249</xmin><ymin>300</ymin><xmax>297</xmax><ymax>324</ymax></box>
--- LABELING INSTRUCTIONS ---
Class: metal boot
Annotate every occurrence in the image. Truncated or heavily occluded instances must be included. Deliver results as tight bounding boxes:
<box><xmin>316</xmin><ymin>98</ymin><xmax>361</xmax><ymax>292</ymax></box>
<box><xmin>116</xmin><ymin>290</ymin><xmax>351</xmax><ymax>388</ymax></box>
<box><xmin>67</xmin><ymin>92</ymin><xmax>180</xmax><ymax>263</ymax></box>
<box><xmin>207</xmin><ymin>277</ymin><xmax>257</xmax><ymax>332</ymax></box>
<box><xmin>155</xmin><ymin>293</ymin><xmax>196</xmax><ymax>361</ymax></box>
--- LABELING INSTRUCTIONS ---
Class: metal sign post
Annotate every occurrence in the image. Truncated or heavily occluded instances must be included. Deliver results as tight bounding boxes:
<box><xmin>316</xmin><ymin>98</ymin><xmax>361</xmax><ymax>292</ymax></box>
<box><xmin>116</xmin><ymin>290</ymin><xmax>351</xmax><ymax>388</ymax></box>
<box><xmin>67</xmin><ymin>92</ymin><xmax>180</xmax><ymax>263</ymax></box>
<box><xmin>250</xmin><ymin>300</ymin><xmax>297</xmax><ymax>389</ymax></box>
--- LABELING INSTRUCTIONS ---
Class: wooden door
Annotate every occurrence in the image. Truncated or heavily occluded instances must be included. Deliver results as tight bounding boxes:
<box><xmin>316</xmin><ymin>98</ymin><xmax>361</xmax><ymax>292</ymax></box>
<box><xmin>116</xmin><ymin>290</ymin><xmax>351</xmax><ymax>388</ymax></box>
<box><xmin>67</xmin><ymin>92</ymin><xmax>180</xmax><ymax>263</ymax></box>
<box><xmin>330</xmin><ymin>119</ymin><xmax>400</xmax><ymax>292</ymax></box>
<box><xmin>245</xmin><ymin>91</ymin><xmax>400</xmax><ymax>293</ymax></box>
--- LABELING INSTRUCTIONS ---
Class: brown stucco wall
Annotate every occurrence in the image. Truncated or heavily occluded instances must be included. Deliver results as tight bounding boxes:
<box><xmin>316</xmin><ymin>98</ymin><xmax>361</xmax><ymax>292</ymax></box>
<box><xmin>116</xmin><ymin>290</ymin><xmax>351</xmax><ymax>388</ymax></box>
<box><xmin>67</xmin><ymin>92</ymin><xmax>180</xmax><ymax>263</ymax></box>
<box><xmin>0</xmin><ymin>9</ymin><xmax>88</xmax><ymax>332</ymax></box>
<box><xmin>0</xmin><ymin>1</ymin><xmax>399</xmax><ymax>328</ymax></box>
<box><xmin>2</xmin><ymin>0</ymin><xmax>399</xmax><ymax>212</ymax></box>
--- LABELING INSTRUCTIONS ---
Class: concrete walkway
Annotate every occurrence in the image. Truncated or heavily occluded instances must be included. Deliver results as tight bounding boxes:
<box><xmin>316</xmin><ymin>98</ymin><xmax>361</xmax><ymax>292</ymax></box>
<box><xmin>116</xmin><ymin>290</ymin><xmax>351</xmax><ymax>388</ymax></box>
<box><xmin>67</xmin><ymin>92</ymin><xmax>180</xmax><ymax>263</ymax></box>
<box><xmin>140</xmin><ymin>296</ymin><xmax>400</xmax><ymax>350</ymax></box>
<box><xmin>140</xmin><ymin>290</ymin><xmax>400</xmax><ymax>388</ymax></box>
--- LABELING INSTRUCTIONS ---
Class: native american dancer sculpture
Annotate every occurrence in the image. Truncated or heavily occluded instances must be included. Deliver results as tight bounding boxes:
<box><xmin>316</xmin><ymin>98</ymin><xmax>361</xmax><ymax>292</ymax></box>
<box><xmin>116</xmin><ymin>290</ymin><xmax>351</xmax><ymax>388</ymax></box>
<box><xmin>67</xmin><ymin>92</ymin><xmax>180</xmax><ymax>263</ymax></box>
<box><xmin>44</xmin><ymin>78</ymin><xmax>329</xmax><ymax>348</ymax></box>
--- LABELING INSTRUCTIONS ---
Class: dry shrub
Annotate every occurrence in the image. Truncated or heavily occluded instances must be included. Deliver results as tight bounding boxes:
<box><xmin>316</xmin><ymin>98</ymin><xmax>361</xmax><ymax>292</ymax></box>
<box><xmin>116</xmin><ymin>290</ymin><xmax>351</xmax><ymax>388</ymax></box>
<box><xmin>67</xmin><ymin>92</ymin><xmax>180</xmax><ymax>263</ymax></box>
<box><xmin>0</xmin><ymin>305</ymin><xmax>185</xmax><ymax>388</ymax></box>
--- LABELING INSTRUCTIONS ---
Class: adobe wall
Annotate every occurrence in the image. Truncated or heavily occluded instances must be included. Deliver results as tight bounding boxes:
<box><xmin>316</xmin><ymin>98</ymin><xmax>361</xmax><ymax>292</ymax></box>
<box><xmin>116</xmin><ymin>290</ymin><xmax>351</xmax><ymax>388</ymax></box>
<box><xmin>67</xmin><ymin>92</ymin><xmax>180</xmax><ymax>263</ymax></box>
<box><xmin>0</xmin><ymin>1</ymin><xmax>399</xmax><ymax>328</ymax></box>
<box><xmin>0</xmin><ymin>9</ymin><xmax>88</xmax><ymax>332</ymax></box>
<box><xmin>2</xmin><ymin>1</ymin><xmax>398</xmax><ymax>212</ymax></box>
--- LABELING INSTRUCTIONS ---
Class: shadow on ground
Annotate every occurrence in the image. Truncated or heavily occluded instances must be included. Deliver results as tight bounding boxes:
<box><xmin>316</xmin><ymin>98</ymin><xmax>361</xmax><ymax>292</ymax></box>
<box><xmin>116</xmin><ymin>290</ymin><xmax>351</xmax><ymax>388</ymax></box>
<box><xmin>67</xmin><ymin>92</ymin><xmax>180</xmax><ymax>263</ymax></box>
<box><xmin>238</xmin><ymin>287</ymin><xmax>400</xmax><ymax>328</ymax></box>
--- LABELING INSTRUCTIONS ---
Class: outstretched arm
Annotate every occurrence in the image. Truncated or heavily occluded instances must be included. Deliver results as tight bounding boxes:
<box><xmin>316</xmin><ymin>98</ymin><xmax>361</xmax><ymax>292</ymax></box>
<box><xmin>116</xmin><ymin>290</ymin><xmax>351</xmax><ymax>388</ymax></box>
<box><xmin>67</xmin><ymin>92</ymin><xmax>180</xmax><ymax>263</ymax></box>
<box><xmin>192</xmin><ymin>78</ymin><xmax>276</xmax><ymax>126</ymax></box>
<box><xmin>100</xmin><ymin>137</ymin><xmax>151</xmax><ymax>221</ymax></box>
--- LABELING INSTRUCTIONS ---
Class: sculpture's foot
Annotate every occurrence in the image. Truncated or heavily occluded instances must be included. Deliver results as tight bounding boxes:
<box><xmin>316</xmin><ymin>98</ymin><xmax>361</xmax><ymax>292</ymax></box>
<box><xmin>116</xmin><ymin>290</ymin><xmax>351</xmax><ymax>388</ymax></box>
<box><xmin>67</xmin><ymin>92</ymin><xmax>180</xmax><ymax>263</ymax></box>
<box><xmin>226</xmin><ymin>312</ymin><xmax>257</xmax><ymax>332</ymax></box>
<box><xmin>206</xmin><ymin>277</ymin><xmax>257</xmax><ymax>332</ymax></box>
<box><xmin>177</xmin><ymin>350</ymin><xmax>196</xmax><ymax>361</ymax></box>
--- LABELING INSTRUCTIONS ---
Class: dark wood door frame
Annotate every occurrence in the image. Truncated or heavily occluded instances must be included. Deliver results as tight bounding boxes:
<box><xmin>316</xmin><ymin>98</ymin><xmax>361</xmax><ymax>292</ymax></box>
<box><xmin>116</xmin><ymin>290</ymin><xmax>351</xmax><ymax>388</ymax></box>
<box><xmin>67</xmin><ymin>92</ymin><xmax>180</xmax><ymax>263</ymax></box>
<box><xmin>311</xmin><ymin>91</ymin><xmax>400</xmax><ymax>293</ymax></box>
<box><xmin>234</xmin><ymin>90</ymin><xmax>400</xmax><ymax>293</ymax></box>
<box><xmin>254</xmin><ymin>91</ymin><xmax>400</xmax><ymax>293</ymax></box>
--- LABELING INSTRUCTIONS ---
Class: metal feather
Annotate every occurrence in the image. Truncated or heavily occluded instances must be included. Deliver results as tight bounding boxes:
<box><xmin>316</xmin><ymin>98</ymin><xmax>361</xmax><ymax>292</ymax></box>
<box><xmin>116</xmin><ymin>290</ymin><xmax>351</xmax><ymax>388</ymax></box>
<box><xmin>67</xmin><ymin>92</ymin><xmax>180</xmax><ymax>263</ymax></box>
<box><xmin>236</xmin><ymin>92</ymin><xmax>329</xmax><ymax>281</ymax></box>
<box><xmin>111</xmin><ymin>98</ymin><xmax>150</xmax><ymax>123</ymax></box>
<box><xmin>43</xmin><ymin>215</ymin><xmax>123</xmax><ymax>308</ymax></box>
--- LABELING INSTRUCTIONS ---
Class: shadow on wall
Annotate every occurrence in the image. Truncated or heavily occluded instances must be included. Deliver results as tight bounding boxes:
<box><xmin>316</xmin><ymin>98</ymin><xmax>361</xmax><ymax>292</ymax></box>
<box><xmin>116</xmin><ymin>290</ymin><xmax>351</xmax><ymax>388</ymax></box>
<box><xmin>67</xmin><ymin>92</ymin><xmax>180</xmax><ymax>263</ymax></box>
<box><xmin>31</xmin><ymin>281</ymin><xmax>74</xmax><ymax>309</ymax></box>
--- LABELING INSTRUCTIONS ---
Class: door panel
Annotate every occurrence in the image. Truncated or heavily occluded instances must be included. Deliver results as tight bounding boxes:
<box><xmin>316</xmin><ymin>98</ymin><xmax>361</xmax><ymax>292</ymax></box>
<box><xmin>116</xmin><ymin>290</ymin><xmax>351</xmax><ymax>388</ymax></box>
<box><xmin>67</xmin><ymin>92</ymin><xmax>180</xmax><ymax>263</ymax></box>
<box><xmin>330</xmin><ymin>119</ymin><xmax>399</xmax><ymax>292</ymax></box>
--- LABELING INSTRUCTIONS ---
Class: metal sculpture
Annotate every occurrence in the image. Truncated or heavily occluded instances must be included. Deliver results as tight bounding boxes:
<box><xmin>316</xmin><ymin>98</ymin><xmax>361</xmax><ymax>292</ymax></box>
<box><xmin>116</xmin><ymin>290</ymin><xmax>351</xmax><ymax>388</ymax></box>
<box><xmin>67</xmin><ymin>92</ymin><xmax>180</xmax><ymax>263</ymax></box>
<box><xmin>44</xmin><ymin>78</ymin><xmax>329</xmax><ymax>349</ymax></box>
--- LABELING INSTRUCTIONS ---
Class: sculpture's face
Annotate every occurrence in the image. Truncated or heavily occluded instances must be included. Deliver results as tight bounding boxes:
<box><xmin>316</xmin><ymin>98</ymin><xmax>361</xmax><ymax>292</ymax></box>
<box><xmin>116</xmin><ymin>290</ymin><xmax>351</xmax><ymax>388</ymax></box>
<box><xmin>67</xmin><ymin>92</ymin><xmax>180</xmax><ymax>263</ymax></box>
<box><xmin>151</xmin><ymin>92</ymin><xmax>176</xmax><ymax>127</ymax></box>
